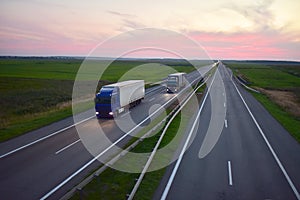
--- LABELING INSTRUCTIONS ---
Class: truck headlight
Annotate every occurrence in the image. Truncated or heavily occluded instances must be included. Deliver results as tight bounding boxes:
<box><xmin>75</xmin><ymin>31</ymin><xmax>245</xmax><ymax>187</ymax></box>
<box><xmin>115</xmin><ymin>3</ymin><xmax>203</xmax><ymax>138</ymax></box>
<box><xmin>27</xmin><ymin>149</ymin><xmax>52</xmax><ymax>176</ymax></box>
<box><xmin>96</xmin><ymin>112</ymin><xmax>99</xmax><ymax>115</ymax></box>
<box><xmin>109</xmin><ymin>112</ymin><xmax>113</xmax><ymax>115</ymax></box>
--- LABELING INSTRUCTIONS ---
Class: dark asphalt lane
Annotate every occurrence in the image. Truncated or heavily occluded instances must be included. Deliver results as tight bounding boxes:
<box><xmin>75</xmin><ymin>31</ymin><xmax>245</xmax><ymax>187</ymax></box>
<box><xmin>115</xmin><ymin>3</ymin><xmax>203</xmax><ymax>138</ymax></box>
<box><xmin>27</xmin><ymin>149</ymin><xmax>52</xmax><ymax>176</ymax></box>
<box><xmin>155</xmin><ymin>64</ymin><xmax>300</xmax><ymax>200</ymax></box>
<box><xmin>0</xmin><ymin>65</ymin><xmax>212</xmax><ymax>200</ymax></box>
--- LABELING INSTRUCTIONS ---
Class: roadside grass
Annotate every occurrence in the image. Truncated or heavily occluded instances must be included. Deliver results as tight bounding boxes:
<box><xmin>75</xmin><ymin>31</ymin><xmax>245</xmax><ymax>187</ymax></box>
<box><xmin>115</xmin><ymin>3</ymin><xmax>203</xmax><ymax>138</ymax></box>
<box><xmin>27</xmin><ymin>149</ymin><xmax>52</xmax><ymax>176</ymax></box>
<box><xmin>0</xmin><ymin>77</ymin><xmax>74</xmax><ymax>141</ymax></box>
<box><xmin>0</xmin><ymin>57</ymin><xmax>199</xmax><ymax>142</ymax></box>
<box><xmin>251</xmin><ymin>92</ymin><xmax>300</xmax><ymax>142</ymax></box>
<box><xmin>70</xmin><ymin>81</ymin><xmax>206</xmax><ymax>200</ymax></box>
<box><xmin>224</xmin><ymin>61</ymin><xmax>300</xmax><ymax>143</ymax></box>
<box><xmin>227</xmin><ymin>62</ymin><xmax>300</xmax><ymax>89</ymax></box>
<box><xmin>131</xmin><ymin>113</ymin><xmax>183</xmax><ymax>200</ymax></box>
<box><xmin>0</xmin><ymin>108</ymin><xmax>72</xmax><ymax>142</ymax></box>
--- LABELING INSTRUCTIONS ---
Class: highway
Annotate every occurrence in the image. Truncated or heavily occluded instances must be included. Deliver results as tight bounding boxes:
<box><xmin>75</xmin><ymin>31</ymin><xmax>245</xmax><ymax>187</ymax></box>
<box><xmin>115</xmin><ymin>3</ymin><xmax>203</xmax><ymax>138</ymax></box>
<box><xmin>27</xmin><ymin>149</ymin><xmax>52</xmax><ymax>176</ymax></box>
<box><xmin>0</xmin><ymin>65</ymin><xmax>212</xmax><ymax>200</ymax></box>
<box><xmin>155</xmin><ymin>63</ymin><xmax>300</xmax><ymax>200</ymax></box>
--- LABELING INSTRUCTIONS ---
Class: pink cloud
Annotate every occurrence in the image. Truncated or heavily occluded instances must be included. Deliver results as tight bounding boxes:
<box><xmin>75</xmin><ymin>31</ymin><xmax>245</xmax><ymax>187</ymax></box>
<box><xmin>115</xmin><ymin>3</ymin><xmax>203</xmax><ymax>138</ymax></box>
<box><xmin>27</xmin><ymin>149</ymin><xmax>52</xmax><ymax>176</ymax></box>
<box><xmin>187</xmin><ymin>31</ymin><xmax>300</xmax><ymax>60</ymax></box>
<box><xmin>1</xmin><ymin>19</ymin><xmax>299</xmax><ymax>61</ymax></box>
<box><xmin>0</xmin><ymin>15</ymin><xmax>103</xmax><ymax>56</ymax></box>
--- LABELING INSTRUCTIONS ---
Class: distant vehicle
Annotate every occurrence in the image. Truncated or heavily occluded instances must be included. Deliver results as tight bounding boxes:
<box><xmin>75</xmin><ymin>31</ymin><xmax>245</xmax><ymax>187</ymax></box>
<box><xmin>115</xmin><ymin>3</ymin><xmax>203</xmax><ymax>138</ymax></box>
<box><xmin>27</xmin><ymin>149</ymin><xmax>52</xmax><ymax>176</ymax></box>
<box><xmin>166</xmin><ymin>72</ymin><xmax>187</xmax><ymax>93</ymax></box>
<box><xmin>95</xmin><ymin>80</ymin><xmax>145</xmax><ymax>118</ymax></box>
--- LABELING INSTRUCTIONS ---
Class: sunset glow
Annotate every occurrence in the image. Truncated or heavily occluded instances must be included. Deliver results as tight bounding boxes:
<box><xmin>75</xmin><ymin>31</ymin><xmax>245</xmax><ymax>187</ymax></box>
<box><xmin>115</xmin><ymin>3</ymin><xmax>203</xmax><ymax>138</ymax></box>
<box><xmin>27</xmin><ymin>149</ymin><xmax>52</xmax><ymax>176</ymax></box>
<box><xmin>1</xmin><ymin>0</ymin><xmax>299</xmax><ymax>60</ymax></box>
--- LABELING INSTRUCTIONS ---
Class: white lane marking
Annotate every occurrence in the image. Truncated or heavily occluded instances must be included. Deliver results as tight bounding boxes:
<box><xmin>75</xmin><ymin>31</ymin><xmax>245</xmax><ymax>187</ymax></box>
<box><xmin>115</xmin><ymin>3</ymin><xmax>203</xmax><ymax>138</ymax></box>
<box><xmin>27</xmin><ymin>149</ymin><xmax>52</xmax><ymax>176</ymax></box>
<box><xmin>40</xmin><ymin>67</ymin><xmax>213</xmax><ymax>200</ymax></box>
<box><xmin>223</xmin><ymin>92</ymin><xmax>225</xmax><ymax>96</ymax></box>
<box><xmin>121</xmin><ymin>111</ymin><xmax>131</xmax><ymax>118</ymax></box>
<box><xmin>0</xmin><ymin>86</ymin><xmax>165</xmax><ymax>159</ymax></box>
<box><xmin>0</xmin><ymin>116</ymin><xmax>95</xmax><ymax>159</ymax></box>
<box><xmin>149</xmin><ymin>97</ymin><xmax>155</xmax><ymax>102</ymax></box>
<box><xmin>224</xmin><ymin>102</ymin><xmax>226</xmax><ymax>107</ymax></box>
<box><xmin>161</xmin><ymin>68</ymin><xmax>218</xmax><ymax>200</ymax></box>
<box><xmin>230</xmin><ymin>68</ymin><xmax>300</xmax><ymax>200</ymax></box>
<box><xmin>225</xmin><ymin>119</ymin><xmax>228</xmax><ymax>128</ymax></box>
<box><xmin>55</xmin><ymin>139</ymin><xmax>81</xmax><ymax>155</ymax></box>
<box><xmin>127</xmin><ymin>80</ymin><xmax>208</xmax><ymax>200</ymax></box>
<box><xmin>228</xmin><ymin>161</ymin><xmax>233</xmax><ymax>186</ymax></box>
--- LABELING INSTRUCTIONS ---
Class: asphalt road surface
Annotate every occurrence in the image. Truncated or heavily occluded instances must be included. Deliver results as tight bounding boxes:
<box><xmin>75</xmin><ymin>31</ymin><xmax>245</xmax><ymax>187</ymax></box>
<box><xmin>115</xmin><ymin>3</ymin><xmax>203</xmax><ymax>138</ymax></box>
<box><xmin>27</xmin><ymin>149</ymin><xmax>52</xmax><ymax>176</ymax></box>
<box><xmin>155</xmin><ymin>63</ymin><xmax>300</xmax><ymax>200</ymax></box>
<box><xmin>0</xmin><ymin>64</ymin><xmax>212</xmax><ymax>200</ymax></box>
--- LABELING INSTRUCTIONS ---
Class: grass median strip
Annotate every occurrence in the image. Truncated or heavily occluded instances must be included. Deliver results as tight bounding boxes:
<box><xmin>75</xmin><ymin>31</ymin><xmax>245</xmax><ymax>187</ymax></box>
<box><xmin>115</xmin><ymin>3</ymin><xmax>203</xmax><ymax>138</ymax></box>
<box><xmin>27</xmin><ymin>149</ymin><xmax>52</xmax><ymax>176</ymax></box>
<box><xmin>69</xmin><ymin>113</ymin><xmax>182</xmax><ymax>200</ymax></box>
<box><xmin>70</xmin><ymin>81</ymin><xmax>207</xmax><ymax>200</ymax></box>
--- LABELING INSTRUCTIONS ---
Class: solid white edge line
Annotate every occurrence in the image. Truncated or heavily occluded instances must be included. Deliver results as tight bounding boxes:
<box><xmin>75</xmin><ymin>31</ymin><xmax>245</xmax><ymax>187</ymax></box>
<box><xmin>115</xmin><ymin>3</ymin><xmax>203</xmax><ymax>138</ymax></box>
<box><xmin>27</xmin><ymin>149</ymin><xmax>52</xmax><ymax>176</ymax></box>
<box><xmin>55</xmin><ymin>139</ymin><xmax>81</xmax><ymax>155</ymax></box>
<box><xmin>120</xmin><ymin>111</ymin><xmax>131</xmax><ymax>118</ymax></box>
<box><xmin>0</xmin><ymin>116</ymin><xmax>94</xmax><ymax>159</ymax></box>
<box><xmin>149</xmin><ymin>97</ymin><xmax>155</xmax><ymax>102</ymax></box>
<box><xmin>127</xmin><ymin>77</ymin><xmax>208</xmax><ymax>200</ymax></box>
<box><xmin>40</xmin><ymin>66</ymin><xmax>214</xmax><ymax>200</ymax></box>
<box><xmin>228</xmin><ymin>161</ymin><xmax>233</xmax><ymax>186</ymax></box>
<box><xmin>229</xmin><ymin>65</ymin><xmax>300</xmax><ymax>200</ymax></box>
<box><xmin>160</xmin><ymin>68</ymin><xmax>218</xmax><ymax>200</ymax></box>
<box><xmin>0</xmin><ymin>68</ymin><xmax>205</xmax><ymax>159</ymax></box>
<box><xmin>0</xmin><ymin>83</ymin><xmax>167</xmax><ymax>159</ymax></box>
<box><xmin>225</xmin><ymin>119</ymin><xmax>228</xmax><ymax>128</ymax></box>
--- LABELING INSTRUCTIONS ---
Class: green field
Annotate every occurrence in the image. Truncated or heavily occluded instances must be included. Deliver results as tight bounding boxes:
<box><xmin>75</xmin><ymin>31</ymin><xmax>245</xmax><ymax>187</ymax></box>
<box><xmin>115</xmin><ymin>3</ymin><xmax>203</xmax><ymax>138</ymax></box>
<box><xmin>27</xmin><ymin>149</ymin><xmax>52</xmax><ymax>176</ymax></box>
<box><xmin>0</xmin><ymin>58</ymin><xmax>200</xmax><ymax>81</ymax></box>
<box><xmin>0</xmin><ymin>58</ymin><xmax>81</xmax><ymax>80</ymax></box>
<box><xmin>224</xmin><ymin>61</ymin><xmax>300</xmax><ymax>142</ymax></box>
<box><xmin>227</xmin><ymin>63</ymin><xmax>300</xmax><ymax>89</ymax></box>
<box><xmin>0</xmin><ymin>77</ymin><xmax>74</xmax><ymax>141</ymax></box>
<box><xmin>0</xmin><ymin>57</ymin><xmax>203</xmax><ymax>142</ymax></box>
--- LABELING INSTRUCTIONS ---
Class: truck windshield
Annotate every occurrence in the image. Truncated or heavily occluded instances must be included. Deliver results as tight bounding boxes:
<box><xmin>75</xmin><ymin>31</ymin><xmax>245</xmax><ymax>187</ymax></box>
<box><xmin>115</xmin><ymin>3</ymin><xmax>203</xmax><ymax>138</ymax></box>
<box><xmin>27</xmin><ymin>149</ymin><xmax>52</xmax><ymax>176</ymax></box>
<box><xmin>95</xmin><ymin>96</ymin><xmax>111</xmax><ymax>104</ymax></box>
<box><xmin>167</xmin><ymin>77</ymin><xmax>178</xmax><ymax>86</ymax></box>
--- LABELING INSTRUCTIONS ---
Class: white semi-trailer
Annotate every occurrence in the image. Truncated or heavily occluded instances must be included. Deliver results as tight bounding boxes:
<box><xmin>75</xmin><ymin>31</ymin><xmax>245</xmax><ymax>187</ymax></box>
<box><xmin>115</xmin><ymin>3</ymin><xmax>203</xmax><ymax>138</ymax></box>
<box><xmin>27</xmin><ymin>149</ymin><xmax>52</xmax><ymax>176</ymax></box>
<box><xmin>95</xmin><ymin>80</ymin><xmax>145</xmax><ymax>118</ymax></box>
<box><xmin>166</xmin><ymin>72</ymin><xmax>187</xmax><ymax>93</ymax></box>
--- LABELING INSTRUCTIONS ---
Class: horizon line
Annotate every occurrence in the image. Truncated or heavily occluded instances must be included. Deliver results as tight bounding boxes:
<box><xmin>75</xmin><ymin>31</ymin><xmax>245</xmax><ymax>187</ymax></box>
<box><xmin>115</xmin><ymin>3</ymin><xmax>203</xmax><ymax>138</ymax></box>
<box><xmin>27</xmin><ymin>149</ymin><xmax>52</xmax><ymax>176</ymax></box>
<box><xmin>0</xmin><ymin>55</ymin><xmax>299</xmax><ymax>63</ymax></box>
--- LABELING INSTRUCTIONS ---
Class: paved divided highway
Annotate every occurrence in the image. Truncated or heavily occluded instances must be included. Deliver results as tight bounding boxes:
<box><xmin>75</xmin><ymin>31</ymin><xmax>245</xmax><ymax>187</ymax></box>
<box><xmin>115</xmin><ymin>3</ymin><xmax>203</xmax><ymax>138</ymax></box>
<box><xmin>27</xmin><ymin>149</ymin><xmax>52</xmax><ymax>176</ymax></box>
<box><xmin>155</xmin><ymin>63</ymin><xmax>300</xmax><ymax>200</ymax></box>
<box><xmin>2</xmin><ymin>62</ymin><xmax>299</xmax><ymax>200</ymax></box>
<box><xmin>0</xmin><ymin>65</ymin><xmax>212</xmax><ymax>200</ymax></box>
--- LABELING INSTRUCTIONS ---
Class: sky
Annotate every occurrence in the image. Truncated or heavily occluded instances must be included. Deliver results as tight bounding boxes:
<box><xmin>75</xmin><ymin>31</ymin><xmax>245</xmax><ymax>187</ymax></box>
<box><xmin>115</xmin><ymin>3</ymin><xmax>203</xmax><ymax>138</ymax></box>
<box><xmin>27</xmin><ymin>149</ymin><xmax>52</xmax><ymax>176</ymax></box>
<box><xmin>0</xmin><ymin>0</ymin><xmax>300</xmax><ymax>60</ymax></box>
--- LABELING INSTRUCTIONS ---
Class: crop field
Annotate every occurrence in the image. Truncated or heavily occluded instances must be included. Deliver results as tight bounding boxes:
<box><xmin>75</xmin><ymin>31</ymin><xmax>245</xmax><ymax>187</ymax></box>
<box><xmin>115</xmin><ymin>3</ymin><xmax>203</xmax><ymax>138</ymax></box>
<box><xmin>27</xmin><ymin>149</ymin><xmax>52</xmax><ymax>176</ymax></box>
<box><xmin>225</xmin><ymin>61</ymin><xmax>300</xmax><ymax>142</ymax></box>
<box><xmin>0</xmin><ymin>58</ymin><xmax>81</xmax><ymax>80</ymax></box>
<box><xmin>227</xmin><ymin>62</ymin><xmax>300</xmax><ymax>89</ymax></box>
<box><xmin>0</xmin><ymin>57</ymin><xmax>205</xmax><ymax>142</ymax></box>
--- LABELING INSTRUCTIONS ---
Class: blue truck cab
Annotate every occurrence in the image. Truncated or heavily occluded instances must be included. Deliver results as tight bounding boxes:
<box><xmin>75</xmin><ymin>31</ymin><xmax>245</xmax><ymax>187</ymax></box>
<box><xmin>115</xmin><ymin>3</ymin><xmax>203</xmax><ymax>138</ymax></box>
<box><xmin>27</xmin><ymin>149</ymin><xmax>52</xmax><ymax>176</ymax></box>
<box><xmin>95</xmin><ymin>80</ymin><xmax>145</xmax><ymax>119</ymax></box>
<box><xmin>95</xmin><ymin>86</ymin><xmax>120</xmax><ymax>118</ymax></box>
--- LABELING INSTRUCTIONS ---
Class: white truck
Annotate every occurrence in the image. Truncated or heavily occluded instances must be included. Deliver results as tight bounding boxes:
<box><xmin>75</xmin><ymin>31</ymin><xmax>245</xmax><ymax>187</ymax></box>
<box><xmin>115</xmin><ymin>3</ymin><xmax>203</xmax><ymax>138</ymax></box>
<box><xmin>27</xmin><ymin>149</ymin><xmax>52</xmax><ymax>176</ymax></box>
<box><xmin>166</xmin><ymin>72</ymin><xmax>187</xmax><ymax>93</ymax></box>
<box><xmin>95</xmin><ymin>80</ymin><xmax>145</xmax><ymax>118</ymax></box>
